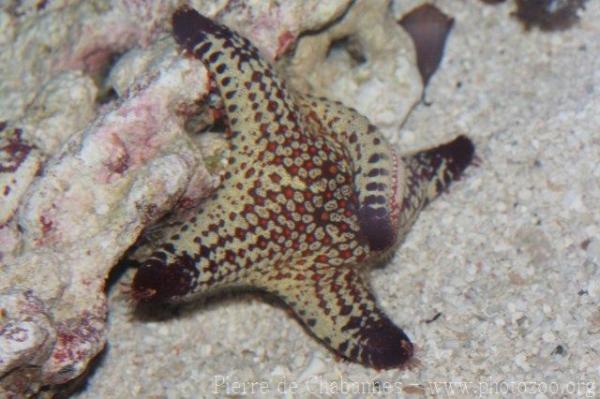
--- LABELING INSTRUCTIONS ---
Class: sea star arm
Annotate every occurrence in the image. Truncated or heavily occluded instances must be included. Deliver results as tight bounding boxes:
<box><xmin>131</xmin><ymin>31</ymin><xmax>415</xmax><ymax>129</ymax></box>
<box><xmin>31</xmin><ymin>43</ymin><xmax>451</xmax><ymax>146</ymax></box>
<box><xmin>395</xmin><ymin>135</ymin><xmax>474</xmax><ymax>236</ymax></box>
<box><xmin>294</xmin><ymin>95</ymin><xmax>401</xmax><ymax>252</ymax></box>
<box><xmin>132</xmin><ymin>7</ymin><xmax>310</xmax><ymax>301</ymax></box>
<box><xmin>295</xmin><ymin>95</ymin><xmax>474</xmax><ymax>255</ymax></box>
<box><xmin>172</xmin><ymin>6</ymin><xmax>303</xmax><ymax>149</ymax></box>
<box><xmin>255</xmin><ymin>262</ymin><xmax>413</xmax><ymax>369</ymax></box>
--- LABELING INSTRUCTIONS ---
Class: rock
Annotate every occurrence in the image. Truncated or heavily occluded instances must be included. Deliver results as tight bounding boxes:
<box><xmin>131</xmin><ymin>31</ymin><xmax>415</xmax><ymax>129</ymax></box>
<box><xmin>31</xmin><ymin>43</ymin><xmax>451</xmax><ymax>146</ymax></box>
<box><xmin>0</xmin><ymin>28</ymin><xmax>219</xmax><ymax>397</ymax></box>
<box><xmin>284</xmin><ymin>0</ymin><xmax>422</xmax><ymax>135</ymax></box>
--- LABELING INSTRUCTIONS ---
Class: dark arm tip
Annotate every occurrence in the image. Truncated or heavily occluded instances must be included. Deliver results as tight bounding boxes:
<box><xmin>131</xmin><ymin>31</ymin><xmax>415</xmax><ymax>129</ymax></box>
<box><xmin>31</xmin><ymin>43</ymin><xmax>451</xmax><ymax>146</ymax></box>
<box><xmin>359</xmin><ymin>318</ymin><xmax>414</xmax><ymax>369</ymax></box>
<box><xmin>357</xmin><ymin>206</ymin><xmax>395</xmax><ymax>252</ymax></box>
<box><xmin>441</xmin><ymin>135</ymin><xmax>475</xmax><ymax>177</ymax></box>
<box><xmin>132</xmin><ymin>255</ymin><xmax>196</xmax><ymax>303</ymax></box>
<box><xmin>172</xmin><ymin>6</ymin><xmax>220</xmax><ymax>50</ymax></box>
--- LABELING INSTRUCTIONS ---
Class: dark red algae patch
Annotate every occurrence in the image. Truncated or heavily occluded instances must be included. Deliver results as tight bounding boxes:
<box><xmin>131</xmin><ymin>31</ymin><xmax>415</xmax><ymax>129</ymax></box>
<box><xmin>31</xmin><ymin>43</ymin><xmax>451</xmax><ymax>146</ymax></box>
<box><xmin>513</xmin><ymin>0</ymin><xmax>589</xmax><ymax>31</ymax></box>
<box><xmin>399</xmin><ymin>4</ymin><xmax>454</xmax><ymax>87</ymax></box>
<box><xmin>0</xmin><ymin>128</ymin><xmax>33</xmax><ymax>173</ymax></box>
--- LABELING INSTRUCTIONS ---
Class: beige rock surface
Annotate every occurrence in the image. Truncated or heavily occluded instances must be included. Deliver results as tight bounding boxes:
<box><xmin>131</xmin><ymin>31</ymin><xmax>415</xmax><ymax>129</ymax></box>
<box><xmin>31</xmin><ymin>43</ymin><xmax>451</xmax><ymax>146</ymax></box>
<box><xmin>284</xmin><ymin>0</ymin><xmax>421</xmax><ymax>135</ymax></box>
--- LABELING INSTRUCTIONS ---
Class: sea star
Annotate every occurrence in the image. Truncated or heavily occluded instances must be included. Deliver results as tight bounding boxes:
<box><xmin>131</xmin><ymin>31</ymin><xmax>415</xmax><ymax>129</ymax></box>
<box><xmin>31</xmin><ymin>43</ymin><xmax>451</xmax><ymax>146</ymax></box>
<box><xmin>132</xmin><ymin>6</ymin><xmax>474</xmax><ymax>369</ymax></box>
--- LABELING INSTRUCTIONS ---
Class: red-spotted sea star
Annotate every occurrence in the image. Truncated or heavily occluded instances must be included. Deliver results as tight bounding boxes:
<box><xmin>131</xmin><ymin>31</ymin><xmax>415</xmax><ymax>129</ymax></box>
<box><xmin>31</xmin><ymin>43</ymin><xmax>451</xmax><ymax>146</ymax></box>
<box><xmin>132</xmin><ymin>6</ymin><xmax>474</xmax><ymax>369</ymax></box>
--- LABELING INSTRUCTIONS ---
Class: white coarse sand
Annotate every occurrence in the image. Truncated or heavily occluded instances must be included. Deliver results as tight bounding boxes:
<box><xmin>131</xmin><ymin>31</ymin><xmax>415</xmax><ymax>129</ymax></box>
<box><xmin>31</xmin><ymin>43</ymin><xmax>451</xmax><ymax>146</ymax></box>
<box><xmin>74</xmin><ymin>1</ymin><xmax>600</xmax><ymax>398</ymax></box>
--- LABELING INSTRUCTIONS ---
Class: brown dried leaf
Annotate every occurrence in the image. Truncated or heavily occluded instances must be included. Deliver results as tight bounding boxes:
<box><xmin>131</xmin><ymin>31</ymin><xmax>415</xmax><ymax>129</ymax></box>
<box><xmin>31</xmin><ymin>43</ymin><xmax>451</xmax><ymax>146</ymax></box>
<box><xmin>399</xmin><ymin>4</ymin><xmax>454</xmax><ymax>86</ymax></box>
